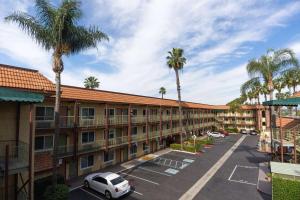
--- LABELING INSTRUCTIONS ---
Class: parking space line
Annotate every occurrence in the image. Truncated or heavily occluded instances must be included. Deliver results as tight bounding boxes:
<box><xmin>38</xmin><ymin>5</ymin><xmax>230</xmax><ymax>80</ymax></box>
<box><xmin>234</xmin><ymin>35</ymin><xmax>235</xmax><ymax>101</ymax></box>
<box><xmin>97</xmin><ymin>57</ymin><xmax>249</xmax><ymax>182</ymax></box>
<box><xmin>228</xmin><ymin>165</ymin><xmax>237</xmax><ymax>181</ymax></box>
<box><xmin>79</xmin><ymin>188</ymin><xmax>105</xmax><ymax>200</ymax></box>
<box><xmin>138</xmin><ymin>166</ymin><xmax>171</xmax><ymax>176</ymax></box>
<box><xmin>120</xmin><ymin>172</ymin><xmax>160</xmax><ymax>185</ymax></box>
<box><xmin>133</xmin><ymin>191</ymin><xmax>143</xmax><ymax>196</ymax></box>
<box><xmin>228</xmin><ymin>179</ymin><xmax>257</xmax><ymax>186</ymax></box>
<box><xmin>237</xmin><ymin>165</ymin><xmax>258</xmax><ymax>169</ymax></box>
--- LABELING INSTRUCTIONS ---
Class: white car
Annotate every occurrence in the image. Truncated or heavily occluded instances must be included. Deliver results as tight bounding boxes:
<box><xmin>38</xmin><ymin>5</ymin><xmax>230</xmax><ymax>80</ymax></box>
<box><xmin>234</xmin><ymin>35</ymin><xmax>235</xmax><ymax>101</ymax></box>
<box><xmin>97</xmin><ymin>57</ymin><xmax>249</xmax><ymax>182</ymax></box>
<box><xmin>207</xmin><ymin>132</ymin><xmax>225</xmax><ymax>138</ymax></box>
<box><xmin>84</xmin><ymin>172</ymin><xmax>131</xmax><ymax>199</ymax></box>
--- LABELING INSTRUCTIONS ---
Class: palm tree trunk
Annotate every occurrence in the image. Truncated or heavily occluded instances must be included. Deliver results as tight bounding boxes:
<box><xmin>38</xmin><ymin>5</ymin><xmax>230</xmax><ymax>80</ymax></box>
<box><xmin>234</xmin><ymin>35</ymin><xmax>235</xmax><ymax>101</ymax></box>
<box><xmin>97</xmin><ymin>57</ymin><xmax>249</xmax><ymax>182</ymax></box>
<box><xmin>257</xmin><ymin>95</ymin><xmax>260</xmax><ymax>105</ymax></box>
<box><xmin>264</xmin><ymin>94</ymin><xmax>267</xmax><ymax>102</ymax></box>
<box><xmin>161</xmin><ymin>94</ymin><xmax>163</xmax><ymax>99</ymax></box>
<box><xmin>175</xmin><ymin>69</ymin><xmax>183</xmax><ymax>150</ymax></box>
<box><xmin>52</xmin><ymin>54</ymin><xmax>62</xmax><ymax>187</ymax></box>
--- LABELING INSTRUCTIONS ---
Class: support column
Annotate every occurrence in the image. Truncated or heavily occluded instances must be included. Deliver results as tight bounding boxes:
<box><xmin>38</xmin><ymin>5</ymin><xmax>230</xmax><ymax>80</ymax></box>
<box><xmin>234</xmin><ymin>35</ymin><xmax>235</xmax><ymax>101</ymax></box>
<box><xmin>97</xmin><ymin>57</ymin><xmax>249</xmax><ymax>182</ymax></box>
<box><xmin>105</xmin><ymin>104</ymin><xmax>109</xmax><ymax>151</ymax></box>
<box><xmin>146</xmin><ymin>105</ymin><xmax>149</xmax><ymax>145</ymax></box>
<box><xmin>279</xmin><ymin>107</ymin><xmax>283</xmax><ymax>162</ymax></box>
<box><xmin>293</xmin><ymin>129</ymin><xmax>297</xmax><ymax>164</ymax></box>
<box><xmin>28</xmin><ymin>104</ymin><xmax>33</xmax><ymax>200</ymax></box>
<box><xmin>128</xmin><ymin>105</ymin><xmax>132</xmax><ymax>149</ymax></box>
<box><xmin>159</xmin><ymin>106</ymin><xmax>162</xmax><ymax>142</ymax></box>
<box><xmin>5</xmin><ymin>145</ymin><xmax>9</xmax><ymax>200</ymax></box>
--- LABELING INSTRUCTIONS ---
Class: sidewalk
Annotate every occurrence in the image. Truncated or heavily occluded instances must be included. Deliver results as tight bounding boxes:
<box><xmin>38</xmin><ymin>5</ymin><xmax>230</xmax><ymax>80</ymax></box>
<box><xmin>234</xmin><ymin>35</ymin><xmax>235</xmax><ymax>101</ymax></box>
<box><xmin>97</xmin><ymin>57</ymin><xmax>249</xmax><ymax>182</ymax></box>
<box><xmin>68</xmin><ymin>148</ymin><xmax>172</xmax><ymax>191</ymax></box>
<box><xmin>257</xmin><ymin>162</ymin><xmax>272</xmax><ymax>196</ymax></box>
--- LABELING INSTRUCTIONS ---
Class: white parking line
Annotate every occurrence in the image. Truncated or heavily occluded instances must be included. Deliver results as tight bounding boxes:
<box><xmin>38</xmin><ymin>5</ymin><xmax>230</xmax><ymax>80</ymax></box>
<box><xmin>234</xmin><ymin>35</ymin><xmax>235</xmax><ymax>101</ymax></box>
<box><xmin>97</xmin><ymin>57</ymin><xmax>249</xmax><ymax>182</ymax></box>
<box><xmin>70</xmin><ymin>184</ymin><xmax>83</xmax><ymax>191</ymax></box>
<box><xmin>138</xmin><ymin>166</ymin><xmax>171</xmax><ymax>176</ymax></box>
<box><xmin>120</xmin><ymin>172</ymin><xmax>159</xmax><ymax>185</ymax></box>
<box><xmin>79</xmin><ymin>188</ymin><xmax>105</xmax><ymax>200</ymax></box>
<box><xmin>237</xmin><ymin>165</ymin><xmax>258</xmax><ymax>169</ymax></box>
<box><xmin>228</xmin><ymin>165</ymin><xmax>238</xmax><ymax>181</ymax></box>
<box><xmin>228</xmin><ymin>179</ymin><xmax>257</xmax><ymax>186</ymax></box>
<box><xmin>133</xmin><ymin>191</ymin><xmax>143</xmax><ymax>196</ymax></box>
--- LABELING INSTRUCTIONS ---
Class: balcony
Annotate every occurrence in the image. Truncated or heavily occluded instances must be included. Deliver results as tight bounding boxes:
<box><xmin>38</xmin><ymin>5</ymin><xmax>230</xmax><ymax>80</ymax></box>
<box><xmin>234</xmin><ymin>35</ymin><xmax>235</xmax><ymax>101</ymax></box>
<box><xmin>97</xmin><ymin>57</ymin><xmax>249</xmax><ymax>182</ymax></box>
<box><xmin>108</xmin><ymin>115</ymin><xmax>128</xmax><ymax>125</ymax></box>
<box><xmin>149</xmin><ymin>115</ymin><xmax>160</xmax><ymax>123</ymax></box>
<box><xmin>78</xmin><ymin>140</ymin><xmax>105</xmax><ymax>154</ymax></box>
<box><xmin>109</xmin><ymin>136</ymin><xmax>128</xmax><ymax>147</ymax></box>
<box><xmin>162</xmin><ymin>115</ymin><xmax>170</xmax><ymax>121</ymax></box>
<box><xmin>0</xmin><ymin>141</ymin><xmax>29</xmax><ymax>176</ymax></box>
<box><xmin>57</xmin><ymin>144</ymin><xmax>74</xmax><ymax>157</ymax></box>
<box><xmin>35</xmin><ymin>116</ymin><xmax>75</xmax><ymax>129</ymax></box>
<box><xmin>79</xmin><ymin>116</ymin><xmax>105</xmax><ymax>127</ymax></box>
<box><xmin>162</xmin><ymin>129</ymin><xmax>171</xmax><ymax>136</ymax></box>
<box><xmin>131</xmin><ymin>134</ymin><xmax>147</xmax><ymax>142</ymax></box>
<box><xmin>131</xmin><ymin>115</ymin><xmax>147</xmax><ymax>124</ymax></box>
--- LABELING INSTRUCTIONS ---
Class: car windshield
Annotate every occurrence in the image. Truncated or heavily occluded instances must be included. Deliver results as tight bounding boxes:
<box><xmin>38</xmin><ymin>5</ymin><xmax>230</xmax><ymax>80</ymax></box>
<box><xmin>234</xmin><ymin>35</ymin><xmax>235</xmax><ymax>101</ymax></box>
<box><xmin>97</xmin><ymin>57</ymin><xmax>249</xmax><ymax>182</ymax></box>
<box><xmin>110</xmin><ymin>176</ymin><xmax>125</xmax><ymax>185</ymax></box>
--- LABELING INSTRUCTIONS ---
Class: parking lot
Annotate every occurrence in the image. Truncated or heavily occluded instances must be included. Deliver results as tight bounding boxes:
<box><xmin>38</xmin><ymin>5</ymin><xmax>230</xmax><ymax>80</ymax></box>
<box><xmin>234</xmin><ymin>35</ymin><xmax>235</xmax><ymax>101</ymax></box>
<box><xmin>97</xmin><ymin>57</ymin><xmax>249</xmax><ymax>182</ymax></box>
<box><xmin>69</xmin><ymin>135</ymin><xmax>269</xmax><ymax>200</ymax></box>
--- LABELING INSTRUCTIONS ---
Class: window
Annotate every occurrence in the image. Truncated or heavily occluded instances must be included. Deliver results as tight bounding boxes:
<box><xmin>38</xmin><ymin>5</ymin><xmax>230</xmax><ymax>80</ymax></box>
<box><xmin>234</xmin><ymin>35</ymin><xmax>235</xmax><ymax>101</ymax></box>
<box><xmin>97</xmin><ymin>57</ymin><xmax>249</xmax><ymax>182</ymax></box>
<box><xmin>262</xmin><ymin>111</ymin><xmax>266</xmax><ymax>118</ymax></box>
<box><xmin>131</xmin><ymin>127</ymin><xmax>138</xmax><ymax>135</ymax></box>
<box><xmin>143</xmin><ymin>109</ymin><xmax>147</xmax><ymax>116</ymax></box>
<box><xmin>104</xmin><ymin>150</ymin><xmax>114</xmax><ymax>162</ymax></box>
<box><xmin>166</xmin><ymin>110</ymin><xmax>170</xmax><ymax>115</ymax></box>
<box><xmin>109</xmin><ymin>129</ymin><xmax>115</xmax><ymax>139</ymax></box>
<box><xmin>131</xmin><ymin>109</ymin><xmax>138</xmax><ymax>116</ymax></box>
<box><xmin>81</xmin><ymin>108</ymin><xmax>95</xmax><ymax>119</ymax></box>
<box><xmin>80</xmin><ymin>155</ymin><xmax>94</xmax><ymax>169</ymax></box>
<box><xmin>93</xmin><ymin>177</ymin><xmax>108</xmax><ymax>185</ymax></box>
<box><xmin>81</xmin><ymin>131</ymin><xmax>95</xmax><ymax>144</ymax></box>
<box><xmin>35</xmin><ymin>135</ymin><xmax>53</xmax><ymax>151</ymax></box>
<box><xmin>166</xmin><ymin>123</ymin><xmax>170</xmax><ymax>129</ymax></box>
<box><xmin>36</xmin><ymin>107</ymin><xmax>54</xmax><ymax>120</ymax></box>
<box><xmin>108</xmin><ymin>108</ymin><xmax>115</xmax><ymax>116</ymax></box>
<box><xmin>143</xmin><ymin>126</ymin><xmax>146</xmax><ymax>133</ymax></box>
<box><xmin>130</xmin><ymin>143</ymin><xmax>137</xmax><ymax>155</ymax></box>
<box><xmin>110</xmin><ymin>176</ymin><xmax>125</xmax><ymax>185</ymax></box>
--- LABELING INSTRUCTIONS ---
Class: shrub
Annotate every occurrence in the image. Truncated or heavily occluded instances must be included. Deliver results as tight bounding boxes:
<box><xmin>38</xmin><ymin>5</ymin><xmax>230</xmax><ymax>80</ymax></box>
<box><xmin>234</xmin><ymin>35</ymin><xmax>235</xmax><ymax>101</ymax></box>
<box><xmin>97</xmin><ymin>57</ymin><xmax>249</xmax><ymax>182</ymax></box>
<box><xmin>225</xmin><ymin>128</ymin><xmax>238</xmax><ymax>133</ymax></box>
<box><xmin>34</xmin><ymin>174</ymin><xmax>65</xmax><ymax>200</ymax></box>
<box><xmin>43</xmin><ymin>184</ymin><xmax>69</xmax><ymax>200</ymax></box>
<box><xmin>205</xmin><ymin>137</ymin><xmax>214</xmax><ymax>145</ymax></box>
<box><xmin>170</xmin><ymin>143</ymin><xmax>181</xmax><ymax>150</ymax></box>
<box><xmin>272</xmin><ymin>176</ymin><xmax>300</xmax><ymax>200</ymax></box>
<box><xmin>170</xmin><ymin>143</ymin><xmax>202</xmax><ymax>153</ymax></box>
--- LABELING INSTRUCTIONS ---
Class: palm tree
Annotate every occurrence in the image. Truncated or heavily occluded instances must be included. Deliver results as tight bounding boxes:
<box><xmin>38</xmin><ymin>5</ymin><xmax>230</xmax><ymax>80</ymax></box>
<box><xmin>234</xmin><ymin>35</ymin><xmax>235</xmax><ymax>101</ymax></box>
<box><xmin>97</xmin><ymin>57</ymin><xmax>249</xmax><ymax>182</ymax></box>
<box><xmin>282</xmin><ymin>68</ymin><xmax>300</xmax><ymax>94</ymax></box>
<box><xmin>5</xmin><ymin>0</ymin><xmax>108</xmax><ymax>186</ymax></box>
<box><xmin>84</xmin><ymin>76</ymin><xmax>100</xmax><ymax>89</ymax></box>
<box><xmin>159</xmin><ymin>87</ymin><xmax>166</xmax><ymax>99</ymax></box>
<box><xmin>246</xmin><ymin>48</ymin><xmax>298</xmax><ymax>101</ymax></box>
<box><xmin>166</xmin><ymin>48</ymin><xmax>186</xmax><ymax>150</ymax></box>
<box><xmin>240</xmin><ymin>77</ymin><xmax>262</xmax><ymax>105</ymax></box>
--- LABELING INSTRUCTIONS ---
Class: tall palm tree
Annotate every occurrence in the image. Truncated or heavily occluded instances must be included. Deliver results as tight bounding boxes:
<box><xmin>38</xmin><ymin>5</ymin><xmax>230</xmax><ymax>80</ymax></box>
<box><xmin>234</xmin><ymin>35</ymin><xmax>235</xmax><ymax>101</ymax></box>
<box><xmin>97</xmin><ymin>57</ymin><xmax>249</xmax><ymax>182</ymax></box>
<box><xmin>159</xmin><ymin>87</ymin><xmax>166</xmax><ymax>99</ymax></box>
<box><xmin>5</xmin><ymin>0</ymin><xmax>108</xmax><ymax>186</ymax></box>
<box><xmin>240</xmin><ymin>77</ymin><xmax>262</xmax><ymax>105</ymax></box>
<box><xmin>166</xmin><ymin>48</ymin><xmax>186</xmax><ymax>150</ymax></box>
<box><xmin>273</xmin><ymin>76</ymin><xmax>285</xmax><ymax>95</ymax></box>
<box><xmin>283</xmin><ymin>68</ymin><xmax>300</xmax><ymax>94</ymax></box>
<box><xmin>246</xmin><ymin>48</ymin><xmax>298</xmax><ymax>101</ymax></box>
<box><xmin>84</xmin><ymin>76</ymin><xmax>100</xmax><ymax>89</ymax></box>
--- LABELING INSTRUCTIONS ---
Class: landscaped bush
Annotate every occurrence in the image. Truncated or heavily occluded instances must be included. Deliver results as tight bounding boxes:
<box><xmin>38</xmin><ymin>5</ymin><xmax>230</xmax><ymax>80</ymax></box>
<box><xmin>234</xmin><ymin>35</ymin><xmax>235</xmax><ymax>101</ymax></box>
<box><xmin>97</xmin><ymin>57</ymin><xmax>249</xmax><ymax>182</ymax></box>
<box><xmin>44</xmin><ymin>184</ymin><xmax>69</xmax><ymax>200</ymax></box>
<box><xmin>34</xmin><ymin>174</ymin><xmax>65</xmax><ymax>200</ymax></box>
<box><xmin>170</xmin><ymin>143</ymin><xmax>181</xmax><ymax>150</ymax></box>
<box><xmin>272</xmin><ymin>176</ymin><xmax>300</xmax><ymax>200</ymax></box>
<box><xmin>225</xmin><ymin>128</ymin><xmax>238</xmax><ymax>133</ymax></box>
<box><xmin>205</xmin><ymin>137</ymin><xmax>214</xmax><ymax>145</ymax></box>
<box><xmin>170</xmin><ymin>143</ymin><xmax>203</xmax><ymax>153</ymax></box>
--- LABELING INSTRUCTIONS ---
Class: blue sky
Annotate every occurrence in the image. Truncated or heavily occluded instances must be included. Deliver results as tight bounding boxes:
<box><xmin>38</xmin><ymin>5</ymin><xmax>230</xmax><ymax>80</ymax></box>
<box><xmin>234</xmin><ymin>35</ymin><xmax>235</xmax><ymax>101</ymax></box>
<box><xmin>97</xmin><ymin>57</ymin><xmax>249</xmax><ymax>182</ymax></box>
<box><xmin>1</xmin><ymin>0</ymin><xmax>300</xmax><ymax>104</ymax></box>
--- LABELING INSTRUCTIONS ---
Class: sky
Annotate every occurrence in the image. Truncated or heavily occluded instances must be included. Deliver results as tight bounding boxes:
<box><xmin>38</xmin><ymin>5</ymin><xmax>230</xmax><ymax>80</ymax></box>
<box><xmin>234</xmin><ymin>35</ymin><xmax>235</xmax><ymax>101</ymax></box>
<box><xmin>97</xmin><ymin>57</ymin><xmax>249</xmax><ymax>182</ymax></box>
<box><xmin>1</xmin><ymin>0</ymin><xmax>300</xmax><ymax>105</ymax></box>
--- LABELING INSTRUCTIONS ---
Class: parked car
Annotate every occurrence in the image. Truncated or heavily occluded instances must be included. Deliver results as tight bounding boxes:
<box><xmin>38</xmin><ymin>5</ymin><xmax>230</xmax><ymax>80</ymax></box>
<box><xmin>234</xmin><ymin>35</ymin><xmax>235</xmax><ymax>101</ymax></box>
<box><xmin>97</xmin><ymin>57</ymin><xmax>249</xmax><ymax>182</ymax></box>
<box><xmin>219</xmin><ymin>130</ymin><xmax>229</xmax><ymax>136</ymax></box>
<box><xmin>240</xmin><ymin>129</ymin><xmax>247</xmax><ymax>134</ymax></box>
<box><xmin>208</xmin><ymin>132</ymin><xmax>225</xmax><ymax>138</ymax></box>
<box><xmin>84</xmin><ymin>172</ymin><xmax>132</xmax><ymax>199</ymax></box>
<box><xmin>249</xmin><ymin>130</ymin><xmax>258</xmax><ymax>135</ymax></box>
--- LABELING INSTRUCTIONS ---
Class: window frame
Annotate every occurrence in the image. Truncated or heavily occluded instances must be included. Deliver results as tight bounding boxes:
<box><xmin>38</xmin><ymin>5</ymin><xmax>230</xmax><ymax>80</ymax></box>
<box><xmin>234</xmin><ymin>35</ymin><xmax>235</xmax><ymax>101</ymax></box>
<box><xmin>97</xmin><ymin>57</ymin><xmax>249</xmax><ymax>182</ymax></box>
<box><xmin>81</xmin><ymin>131</ymin><xmax>95</xmax><ymax>144</ymax></box>
<box><xmin>35</xmin><ymin>106</ymin><xmax>54</xmax><ymax>121</ymax></box>
<box><xmin>80</xmin><ymin>107</ymin><xmax>95</xmax><ymax>120</ymax></box>
<box><xmin>80</xmin><ymin>155</ymin><xmax>94</xmax><ymax>169</ymax></box>
<box><xmin>34</xmin><ymin>135</ymin><xmax>54</xmax><ymax>152</ymax></box>
<box><xmin>103</xmin><ymin>150</ymin><xmax>115</xmax><ymax>163</ymax></box>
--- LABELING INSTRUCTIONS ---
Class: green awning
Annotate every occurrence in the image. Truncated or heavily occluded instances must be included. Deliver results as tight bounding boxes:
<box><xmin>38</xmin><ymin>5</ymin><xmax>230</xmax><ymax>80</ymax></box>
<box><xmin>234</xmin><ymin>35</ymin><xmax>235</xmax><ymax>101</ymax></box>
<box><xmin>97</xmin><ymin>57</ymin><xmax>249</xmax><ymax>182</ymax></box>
<box><xmin>263</xmin><ymin>97</ymin><xmax>300</xmax><ymax>106</ymax></box>
<box><xmin>0</xmin><ymin>87</ymin><xmax>44</xmax><ymax>103</ymax></box>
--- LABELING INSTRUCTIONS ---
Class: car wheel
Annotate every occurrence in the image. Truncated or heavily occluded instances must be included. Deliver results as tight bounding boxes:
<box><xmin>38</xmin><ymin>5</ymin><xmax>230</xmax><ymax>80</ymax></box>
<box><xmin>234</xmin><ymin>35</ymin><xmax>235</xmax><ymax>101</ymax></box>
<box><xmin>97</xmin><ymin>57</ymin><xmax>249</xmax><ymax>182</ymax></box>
<box><xmin>105</xmin><ymin>190</ymin><xmax>112</xmax><ymax>200</ymax></box>
<box><xmin>84</xmin><ymin>180</ymin><xmax>89</xmax><ymax>188</ymax></box>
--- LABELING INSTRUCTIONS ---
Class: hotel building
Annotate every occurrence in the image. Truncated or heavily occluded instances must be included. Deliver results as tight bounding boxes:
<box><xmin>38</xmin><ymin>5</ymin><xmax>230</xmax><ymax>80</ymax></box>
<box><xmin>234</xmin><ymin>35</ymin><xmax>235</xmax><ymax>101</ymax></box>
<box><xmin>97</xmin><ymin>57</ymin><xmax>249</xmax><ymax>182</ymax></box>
<box><xmin>0</xmin><ymin>64</ymin><xmax>269</xmax><ymax>199</ymax></box>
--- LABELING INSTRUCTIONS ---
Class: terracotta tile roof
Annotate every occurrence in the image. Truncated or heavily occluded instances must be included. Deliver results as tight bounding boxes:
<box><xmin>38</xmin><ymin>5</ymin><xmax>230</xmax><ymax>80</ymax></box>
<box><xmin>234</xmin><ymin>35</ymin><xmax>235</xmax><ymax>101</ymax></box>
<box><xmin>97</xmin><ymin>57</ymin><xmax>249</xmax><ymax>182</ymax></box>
<box><xmin>60</xmin><ymin>85</ymin><xmax>219</xmax><ymax>109</ymax></box>
<box><xmin>0</xmin><ymin>64</ymin><xmax>55</xmax><ymax>93</ymax></box>
<box><xmin>293</xmin><ymin>91</ymin><xmax>300</xmax><ymax>97</ymax></box>
<box><xmin>276</xmin><ymin>117</ymin><xmax>300</xmax><ymax>128</ymax></box>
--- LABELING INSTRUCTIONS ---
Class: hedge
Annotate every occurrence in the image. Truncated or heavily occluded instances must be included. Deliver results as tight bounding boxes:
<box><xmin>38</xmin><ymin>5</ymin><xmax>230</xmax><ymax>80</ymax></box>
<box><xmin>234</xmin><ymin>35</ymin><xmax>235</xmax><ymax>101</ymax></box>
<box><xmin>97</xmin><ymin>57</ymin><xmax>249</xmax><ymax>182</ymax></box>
<box><xmin>272</xmin><ymin>176</ymin><xmax>300</xmax><ymax>200</ymax></box>
<box><xmin>44</xmin><ymin>184</ymin><xmax>69</xmax><ymax>200</ymax></box>
<box><xmin>34</xmin><ymin>174</ymin><xmax>65</xmax><ymax>200</ymax></box>
<box><xmin>225</xmin><ymin>128</ymin><xmax>238</xmax><ymax>133</ymax></box>
<box><xmin>170</xmin><ymin>143</ymin><xmax>203</xmax><ymax>153</ymax></box>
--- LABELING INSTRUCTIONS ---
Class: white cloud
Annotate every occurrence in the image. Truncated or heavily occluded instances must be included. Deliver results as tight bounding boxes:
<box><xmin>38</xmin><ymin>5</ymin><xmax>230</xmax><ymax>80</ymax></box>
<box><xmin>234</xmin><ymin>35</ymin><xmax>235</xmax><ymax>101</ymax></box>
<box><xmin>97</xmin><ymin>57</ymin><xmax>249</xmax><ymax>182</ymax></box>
<box><xmin>0</xmin><ymin>0</ymin><xmax>299</xmax><ymax>104</ymax></box>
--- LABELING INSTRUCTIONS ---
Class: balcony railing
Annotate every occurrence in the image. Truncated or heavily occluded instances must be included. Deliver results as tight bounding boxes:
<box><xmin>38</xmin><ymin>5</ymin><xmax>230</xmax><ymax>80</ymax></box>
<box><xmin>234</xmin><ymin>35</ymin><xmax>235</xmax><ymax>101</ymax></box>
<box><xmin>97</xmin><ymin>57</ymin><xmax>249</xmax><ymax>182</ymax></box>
<box><xmin>79</xmin><ymin>116</ymin><xmax>105</xmax><ymax>127</ymax></box>
<box><xmin>78</xmin><ymin>140</ymin><xmax>105</xmax><ymax>154</ymax></box>
<box><xmin>35</xmin><ymin>116</ymin><xmax>75</xmax><ymax>129</ymax></box>
<box><xmin>131</xmin><ymin>116</ymin><xmax>147</xmax><ymax>124</ymax></box>
<box><xmin>0</xmin><ymin>141</ymin><xmax>29</xmax><ymax>174</ymax></box>
<box><xmin>108</xmin><ymin>115</ymin><xmax>128</xmax><ymax>125</ymax></box>
<box><xmin>57</xmin><ymin>144</ymin><xmax>74</xmax><ymax>157</ymax></box>
<box><xmin>109</xmin><ymin>136</ymin><xmax>128</xmax><ymax>147</ymax></box>
<box><xmin>131</xmin><ymin>134</ymin><xmax>147</xmax><ymax>142</ymax></box>
<box><xmin>150</xmin><ymin>131</ymin><xmax>160</xmax><ymax>139</ymax></box>
<box><xmin>149</xmin><ymin>115</ymin><xmax>160</xmax><ymax>122</ymax></box>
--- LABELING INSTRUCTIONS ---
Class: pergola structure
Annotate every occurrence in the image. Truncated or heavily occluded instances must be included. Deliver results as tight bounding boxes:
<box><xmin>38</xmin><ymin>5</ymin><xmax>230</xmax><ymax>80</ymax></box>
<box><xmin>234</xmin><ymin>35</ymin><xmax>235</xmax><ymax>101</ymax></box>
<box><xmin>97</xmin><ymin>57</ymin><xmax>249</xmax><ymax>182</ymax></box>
<box><xmin>263</xmin><ymin>97</ymin><xmax>300</xmax><ymax>164</ymax></box>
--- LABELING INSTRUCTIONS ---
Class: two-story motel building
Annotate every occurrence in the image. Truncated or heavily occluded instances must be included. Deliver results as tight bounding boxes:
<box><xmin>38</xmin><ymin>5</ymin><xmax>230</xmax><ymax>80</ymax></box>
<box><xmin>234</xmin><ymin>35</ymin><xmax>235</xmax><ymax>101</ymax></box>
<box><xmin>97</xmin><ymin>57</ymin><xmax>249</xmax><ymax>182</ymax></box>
<box><xmin>0</xmin><ymin>64</ymin><xmax>270</xmax><ymax>199</ymax></box>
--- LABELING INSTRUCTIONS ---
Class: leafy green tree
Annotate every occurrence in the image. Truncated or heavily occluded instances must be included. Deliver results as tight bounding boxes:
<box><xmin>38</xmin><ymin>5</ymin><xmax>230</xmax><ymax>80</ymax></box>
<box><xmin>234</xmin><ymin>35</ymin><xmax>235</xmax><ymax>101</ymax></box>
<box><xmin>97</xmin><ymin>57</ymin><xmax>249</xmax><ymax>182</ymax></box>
<box><xmin>5</xmin><ymin>0</ymin><xmax>108</xmax><ymax>186</ymax></box>
<box><xmin>84</xmin><ymin>76</ymin><xmax>100</xmax><ymax>89</ymax></box>
<box><xmin>240</xmin><ymin>77</ymin><xmax>262</xmax><ymax>104</ymax></box>
<box><xmin>159</xmin><ymin>87</ymin><xmax>166</xmax><ymax>99</ymax></box>
<box><xmin>166</xmin><ymin>48</ymin><xmax>186</xmax><ymax>150</ymax></box>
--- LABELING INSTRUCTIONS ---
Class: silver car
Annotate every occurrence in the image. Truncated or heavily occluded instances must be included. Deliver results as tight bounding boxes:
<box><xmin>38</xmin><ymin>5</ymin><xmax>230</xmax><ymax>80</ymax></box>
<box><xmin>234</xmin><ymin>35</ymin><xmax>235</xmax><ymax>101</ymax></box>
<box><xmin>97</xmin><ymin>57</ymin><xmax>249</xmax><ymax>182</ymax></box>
<box><xmin>84</xmin><ymin>172</ymin><xmax>131</xmax><ymax>199</ymax></box>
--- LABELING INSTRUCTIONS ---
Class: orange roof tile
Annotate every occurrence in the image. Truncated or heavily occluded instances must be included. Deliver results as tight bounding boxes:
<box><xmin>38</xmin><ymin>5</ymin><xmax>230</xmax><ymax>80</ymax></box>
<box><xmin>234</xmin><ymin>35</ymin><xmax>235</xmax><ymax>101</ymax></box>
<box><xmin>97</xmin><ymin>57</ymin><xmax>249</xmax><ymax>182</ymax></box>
<box><xmin>276</xmin><ymin>117</ymin><xmax>300</xmax><ymax>128</ymax></box>
<box><xmin>0</xmin><ymin>64</ymin><xmax>55</xmax><ymax>93</ymax></box>
<box><xmin>293</xmin><ymin>91</ymin><xmax>300</xmax><ymax>97</ymax></box>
